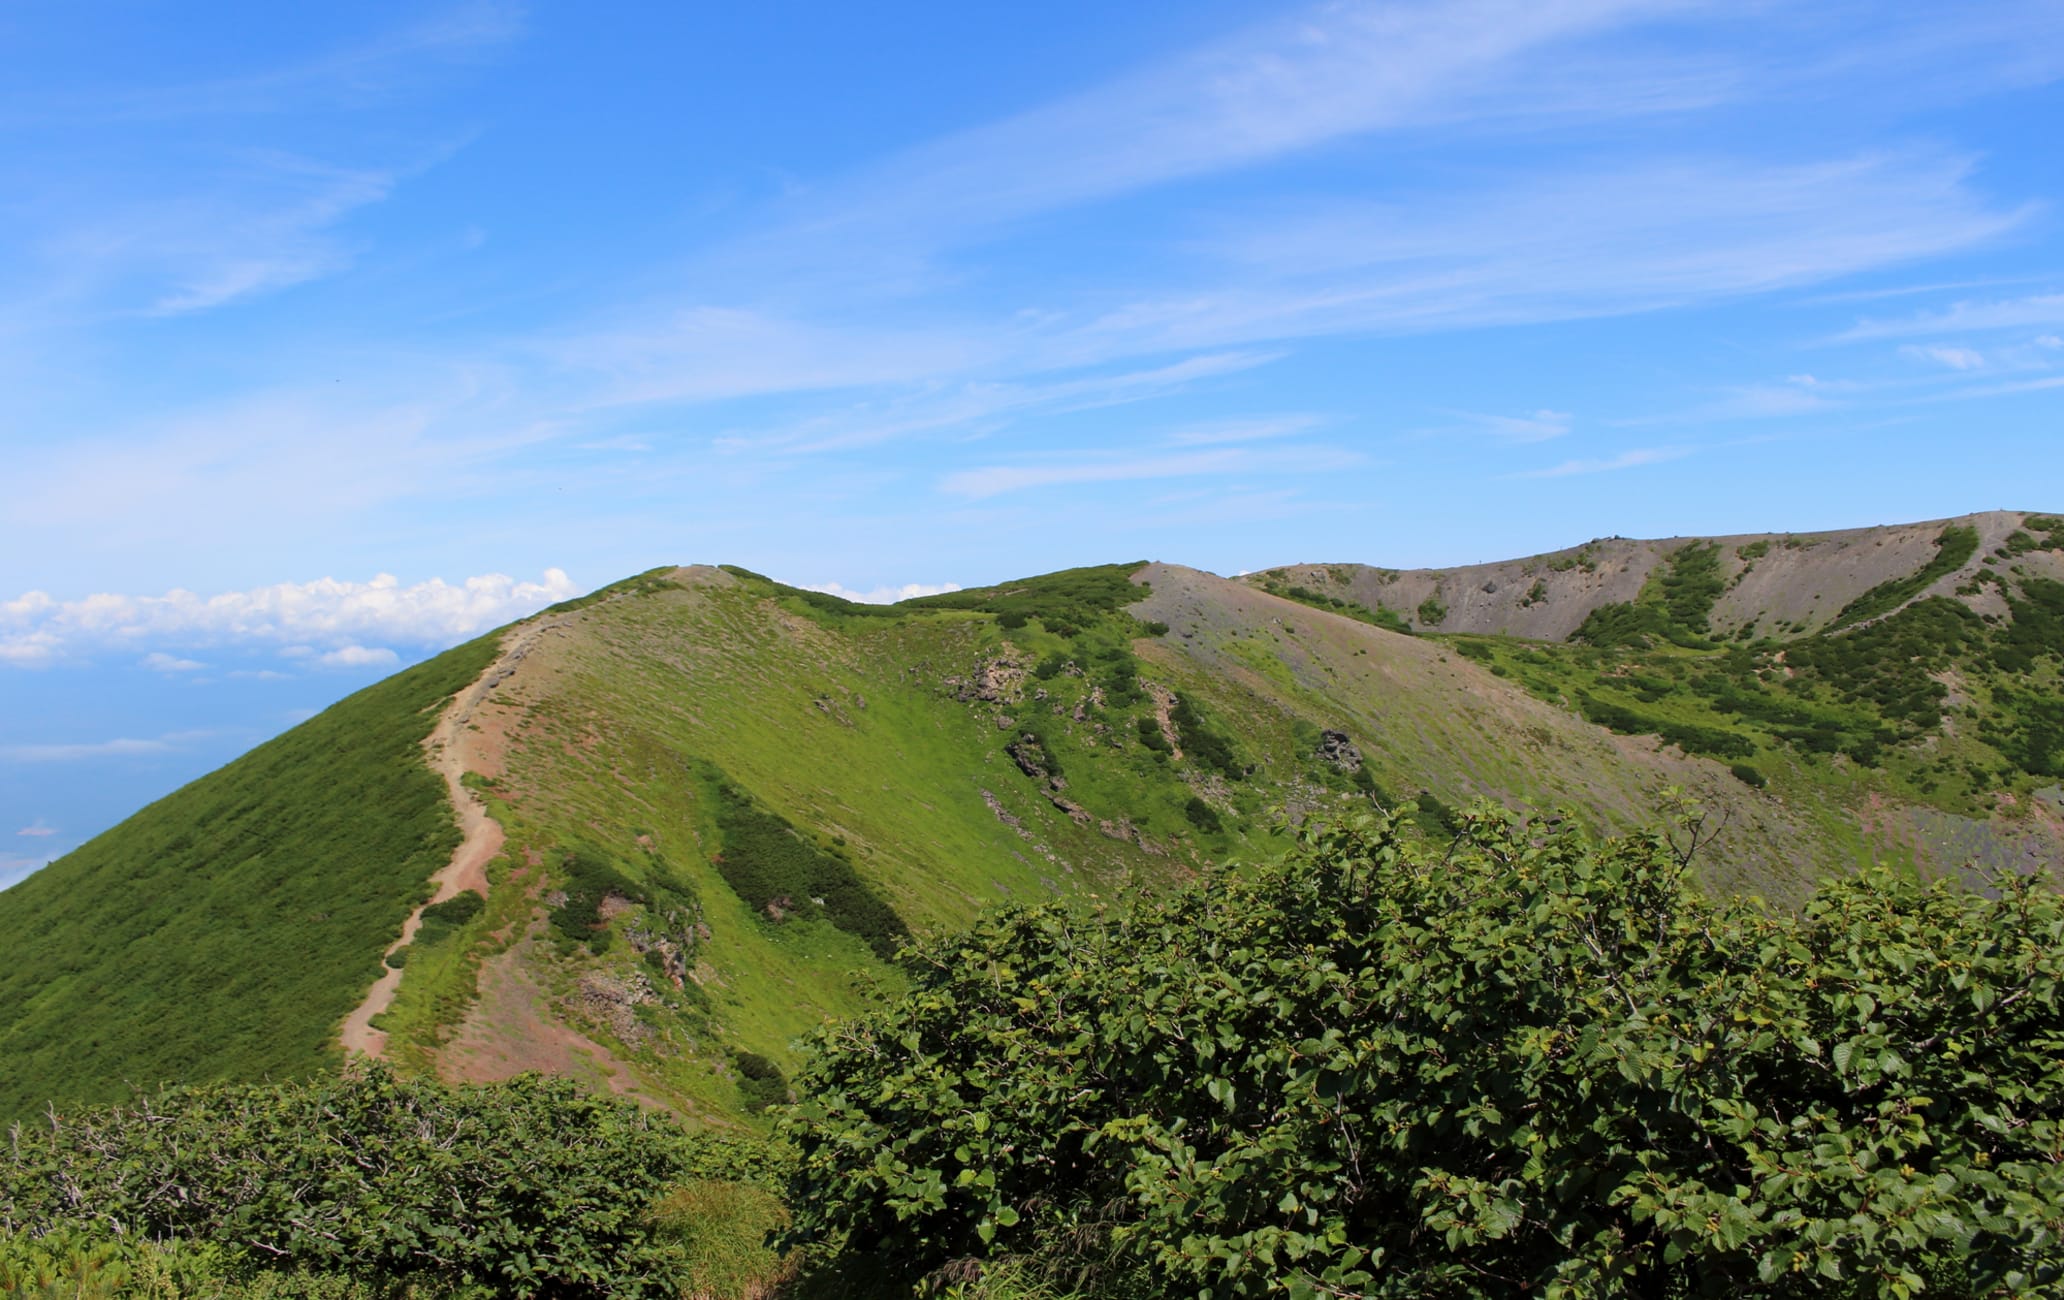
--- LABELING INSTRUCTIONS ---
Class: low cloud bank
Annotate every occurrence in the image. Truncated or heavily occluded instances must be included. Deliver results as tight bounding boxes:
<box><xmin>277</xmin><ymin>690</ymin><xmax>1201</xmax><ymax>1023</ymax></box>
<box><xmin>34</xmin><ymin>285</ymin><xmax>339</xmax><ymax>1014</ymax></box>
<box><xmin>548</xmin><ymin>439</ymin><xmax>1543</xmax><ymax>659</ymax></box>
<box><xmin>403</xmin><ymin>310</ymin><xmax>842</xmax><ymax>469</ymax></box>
<box><xmin>1</xmin><ymin>570</ymin><xmax>580</xmax><ymax>668</ymax></box>
<box><xmin>799</xmin><ymin>580</ymin><xmax>963</xmax><ymax>605</ymax></box>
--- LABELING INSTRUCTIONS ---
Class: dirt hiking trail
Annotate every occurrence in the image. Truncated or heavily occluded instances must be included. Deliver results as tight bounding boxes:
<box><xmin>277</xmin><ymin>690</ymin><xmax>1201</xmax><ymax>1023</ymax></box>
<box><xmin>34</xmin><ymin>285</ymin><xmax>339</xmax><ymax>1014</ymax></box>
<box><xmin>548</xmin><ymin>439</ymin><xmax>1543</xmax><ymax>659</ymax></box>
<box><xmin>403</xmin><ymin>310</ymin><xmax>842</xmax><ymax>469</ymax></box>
<box><xmin>337</xmin><ymin>616</ymin><xmax>568</xmax><ymax>1057</ymax></box>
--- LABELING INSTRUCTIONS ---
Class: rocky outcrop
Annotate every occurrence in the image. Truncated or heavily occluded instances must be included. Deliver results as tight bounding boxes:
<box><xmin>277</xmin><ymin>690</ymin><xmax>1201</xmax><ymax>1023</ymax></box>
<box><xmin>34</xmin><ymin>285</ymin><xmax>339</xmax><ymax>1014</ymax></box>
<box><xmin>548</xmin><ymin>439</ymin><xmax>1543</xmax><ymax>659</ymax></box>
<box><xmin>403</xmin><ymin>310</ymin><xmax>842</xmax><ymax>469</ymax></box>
<box><xmin>576</xmin><ymin>970</ymin><xmax>658</xmax><ymax>1046</ymax></box>
<box><xmin>981</xmin><ymin>788</ymin><xmax>1033</xmax><ymax>840</ymax></box>
<box><xmin>625</xmin><ymin>905</ymin><xmax>708</xmax><ymax>988</ymax></box>
<box><xmin>1317</xmin><ymin>729</ymin><xmax>1363</xmax><ymax>773</ymax></box>
<box><xmin>947</xmin><ymin>653</ymin><xmax>1029</xmax><ymax>704</ymax></box>
<box><xmin>1006</xmin><ymin>733</ymin><xmax>1053</xmax><ymax>780</ymax></box>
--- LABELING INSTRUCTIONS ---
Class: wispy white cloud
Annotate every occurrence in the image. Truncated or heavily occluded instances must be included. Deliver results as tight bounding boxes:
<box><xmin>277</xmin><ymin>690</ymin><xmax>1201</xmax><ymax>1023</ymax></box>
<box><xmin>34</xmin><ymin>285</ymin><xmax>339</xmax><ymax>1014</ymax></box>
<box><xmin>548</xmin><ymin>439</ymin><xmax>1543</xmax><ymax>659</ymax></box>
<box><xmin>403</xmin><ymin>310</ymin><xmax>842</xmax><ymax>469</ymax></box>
<box><xmin>1516</xmin><ymin>446</ymin><xmax>1692</xmax><ymax>478</ymax></box>
<box><xmin>0</xmin><ymin>7</ymin><xmax>509</xmax><ymax>358</ymax></box>
<box><xmin>317</xmin><ymin>644</ymin><xmax>400</xmax><ymax>669</ymax></box>
<box><xmin>797</xmin><ymin>581</ymin><xmax>965</xmax><ymax>605</ymax></box>
<box><xmin>708</xmin><ymin>351</ymin><xmax>1286</xmax><ymax>455</ymax></box>
<box><xmin>733</xmin><ymin>0</ymin><xmax>1687</xmax><ymax>265</ymax></box>
<box><xmin>2</xmin><ymin>736</ymin><xmax>176</xmax><ymax>762</ymax></box>
<box><xmin>0</xmin><ymin>569</ymin><xmax>576</xmax><ymax>668</ymax></box>
<box><xmin>16</xmin><ymin>820</ymin><xmax>56</xmax><ymax>837</ymax></box>
<box><xmin>0</xmin><ymin>852</ymin><xmax>55</xmax><ymax>891</ymax></box>
<box><xmin>549</xmin><ymin>307</ymin><xmax>994</xmax><ymax>409</ymax></box>
<box><xmin>941</xmin><ymin>445</ymin><xmax>1359</xmax><ymax>500</ymax></box>
<box><xmin>7</xmin><ymin>380</ymin><xmax>557</xmax><ymax>564</ymax></box>
<box><xmin>1697</xmin><ymin>381</ymin><xmax>1843</xmax><ymax>421</ymax></box>
<box><xmin>1081</xmin><ymin>153</ymin><xmax>2026</xmax><ymax>356</ymax></box>
<box><xmin>538</xmin><ymin>0</ymin><xmax>2031</xmax><ymax>436</ymax></box>
<box><xmin>1164</xmin><ymin>414</ymin><xmax>1324</xmax><ymax>446</ymax></box>
<box><xmin>942</xmin><ymin>451</ymin><xmax>1244</xmax><ymax>500</ymax></box>
<box><xmin>138</xmin><ymin>161</ymin><xmax>399</xmax><ymax>316</ymax></box>
<box><xmin>1431</xmin><ymin>409</ymin><xmax>1573</xmax><ymax>443</ymax></box>
<box><xmin>1902</xmin><ymin>344</ymin><xmax>1987</xmax><ymax>371</ymax></box>
<box><xmin>3</xmin><ymin>2</ymin><xmax>523</xmax><ymax>123</ymax></box>
<box><xmin>141</xmin><ymin>651</ymin><xmax>207</xmax><ymax>673</ymax></box>
<box><xmin>1837</xmin><ymin>294</ymin><xmax>2064</xmax><ymax>341</ymax></box>
<box><xmin>0</xmin><ymin>730</ymin><xmax>217</xmax><ymax>767</ymax></box>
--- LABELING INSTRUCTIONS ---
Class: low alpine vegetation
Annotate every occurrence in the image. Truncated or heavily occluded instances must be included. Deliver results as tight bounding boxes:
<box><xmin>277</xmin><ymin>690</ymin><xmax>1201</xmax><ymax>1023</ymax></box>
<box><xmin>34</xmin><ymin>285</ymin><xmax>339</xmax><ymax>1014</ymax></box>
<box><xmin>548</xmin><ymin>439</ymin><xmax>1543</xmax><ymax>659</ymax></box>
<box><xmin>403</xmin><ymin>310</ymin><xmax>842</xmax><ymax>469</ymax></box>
<box><xmin>1</xmin><ymin>1066</ymin><xmax>783</xmax><ymax>1299</ymax></box>
<box><xmin>785</xmin><ymin>804</ymin><xmax>2064</xmax><ymax>1298</ymax></box>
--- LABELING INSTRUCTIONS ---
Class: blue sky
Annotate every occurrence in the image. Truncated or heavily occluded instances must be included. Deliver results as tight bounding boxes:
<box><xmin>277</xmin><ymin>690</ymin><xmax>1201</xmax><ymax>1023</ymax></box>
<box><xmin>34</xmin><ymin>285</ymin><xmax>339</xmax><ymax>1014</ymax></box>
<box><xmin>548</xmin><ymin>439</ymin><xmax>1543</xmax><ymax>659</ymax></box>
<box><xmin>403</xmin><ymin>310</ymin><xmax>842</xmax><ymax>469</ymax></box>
<box><xmin>5</xmin><ymin>0</ymin><xmax>2064</xmax><ymax>884</ymax></box>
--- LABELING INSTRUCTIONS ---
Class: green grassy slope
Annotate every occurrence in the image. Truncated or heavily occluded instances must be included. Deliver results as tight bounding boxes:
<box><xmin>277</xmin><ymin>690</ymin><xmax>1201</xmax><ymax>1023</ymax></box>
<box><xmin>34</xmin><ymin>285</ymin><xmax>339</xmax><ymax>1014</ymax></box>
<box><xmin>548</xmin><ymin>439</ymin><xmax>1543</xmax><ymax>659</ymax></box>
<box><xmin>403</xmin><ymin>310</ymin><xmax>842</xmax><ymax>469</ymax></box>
<box><xmin>0</xmin><ymin>636</ymin><xmax>498</xmax><ymax>1121</ymax></box>
<box><xmin>382</xmin><ymin>561</ymin><xmax>1898</xmax><ymax>1121</ymax></box>
<box><xmin>9</xmin><ymin>531</ymin><xmax>2060</xmax><ymax>1128</ymax></box>
<box><xmin>393</xmin><ymin>566</ymin><xmax>1238</xmax><ymax>1118</ymax></box>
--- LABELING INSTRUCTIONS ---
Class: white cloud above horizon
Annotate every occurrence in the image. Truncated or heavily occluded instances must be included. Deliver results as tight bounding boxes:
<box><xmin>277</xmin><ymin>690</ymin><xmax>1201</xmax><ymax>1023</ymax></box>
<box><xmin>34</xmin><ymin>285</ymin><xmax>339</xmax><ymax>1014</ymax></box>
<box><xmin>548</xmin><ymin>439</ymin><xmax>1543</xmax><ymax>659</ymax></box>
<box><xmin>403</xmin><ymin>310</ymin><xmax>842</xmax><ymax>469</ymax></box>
<box><xmin>0</xmin><ymin>569</ymin><xmax>579</xmax><ymax>668</ymax></box>
<box><xmin>797</xmin><ymin>580</ymin><xmax>966</xmax><ymax>605</ymax></box>
<box><xmin>2</xmin><ymin>736</ymin><xmax>176</xmax><ymax>762</ymax></box>
<box><xmin>0</xmin><ymin>852</ymin><xmax>54</xmax><ymax>891</ymax></box>
<box><xmin>317</xmin><ymin>644</ymin><xmax>401</xmax><ymax>669</ymax></box>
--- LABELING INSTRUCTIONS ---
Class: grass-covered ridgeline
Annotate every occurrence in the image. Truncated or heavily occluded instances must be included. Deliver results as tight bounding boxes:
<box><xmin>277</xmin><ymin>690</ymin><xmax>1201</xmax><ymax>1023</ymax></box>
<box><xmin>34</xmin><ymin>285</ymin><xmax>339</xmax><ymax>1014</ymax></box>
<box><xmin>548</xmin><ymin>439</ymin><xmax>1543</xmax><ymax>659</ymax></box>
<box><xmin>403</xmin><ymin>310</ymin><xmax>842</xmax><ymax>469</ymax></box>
<box><xmin>0</xmin><ymin>635</ymin><xmax>500</xmax><ymax>1122</ymax></box>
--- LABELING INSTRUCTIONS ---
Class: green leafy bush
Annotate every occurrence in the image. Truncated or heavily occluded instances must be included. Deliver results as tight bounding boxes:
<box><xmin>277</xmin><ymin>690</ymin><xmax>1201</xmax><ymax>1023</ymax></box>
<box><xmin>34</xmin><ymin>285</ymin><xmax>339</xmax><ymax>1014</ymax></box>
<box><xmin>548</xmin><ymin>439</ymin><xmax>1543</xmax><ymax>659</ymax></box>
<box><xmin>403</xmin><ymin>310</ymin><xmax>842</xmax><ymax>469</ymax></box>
<box><xmin>1658</xmin><ymin>541</ymin><xmax>1725</xmax><ymax>633</ymax></box>
<box><xmin>547</xmin><ymin>850</ymin><xmax>643</xmax><ymax>952</ymax></box>
<box><xmin>708</xmin><ymin>778</ymin><xmax>909</xmax><ymax>960</ymax></box>
<box><xmin>1572</xmin><ymin>601</ymin><xmax>1665</xmax><ymax>649</ymax></box>
<box><xmin>1730</xmin><ymin>762</ymin><xmax>1768</xmax><ymax>788</ymax></box>
<box><xmin>1134</xmin><ymin>718</ymin><xmax>1170</xmax><ymax>754</ymax></box>
<box><xmin>785</xmin><ymin>808</ymin><xmax>2064</xmax><ymax>1297</ymax></box>
<box><xmin>1415</xmin><ymin>596</ymin><xmax>1448</xmax><ymax>627</ymax></box>
<box><xmin>1412</xmin><ymin>789</ymin><xmax>1462</xmax><ymax>837</ymax></box>
<box><xmin>413</xmin><ymin>892</ymin><xmax>485</xmax><ymax>947</ymax></box>
<box><xmin>1831</xmin><ymin>526</ymin><xmax>1979</xmax><ymax>628</ymax></box>
<box><xmin>1167</xmin><ymin>694</ymin><xmax>1243</xmax><ymax>781</ymax></box>
<box><xmin>1182</xmin><ymin>797</ymin><xmax>1223</xmax><ymax>834</ymax></box>
<box><xmin>901</xmin><ymin>565</ymin><xmax>1148</xmax><ymax>634</ymax></box>
<box><xmin>734</xmin><ymin>1051</ymin><xmax>791</xmax><ymax>1114</ymax></box>
<box><xmin>1265</xmin><ymin>585</ymin><xmax>1413</xmax><ymax>636</ymax></box>
<box><xmin>0</xmin><ymin>1066</ymin><xmax>764</xmax><ymax>1299</ymax></box>
<box><xmin>1577</xmin><ymin>693</ymin><xmax>1757</xmax><ymax>760</ymax></box>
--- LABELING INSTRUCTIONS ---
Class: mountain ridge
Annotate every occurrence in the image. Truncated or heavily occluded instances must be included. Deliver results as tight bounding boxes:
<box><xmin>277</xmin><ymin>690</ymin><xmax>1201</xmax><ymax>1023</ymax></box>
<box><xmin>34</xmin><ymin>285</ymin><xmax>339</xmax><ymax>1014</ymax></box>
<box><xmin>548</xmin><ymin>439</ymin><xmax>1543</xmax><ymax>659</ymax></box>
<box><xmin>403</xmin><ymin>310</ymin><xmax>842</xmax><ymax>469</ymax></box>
<box><xmin>3</xmin><ymin>514</ymin><xmax>2061</xmax><ymax>1124</ymax></box>
<box><xmin>1243</xmin><ymin>509</ymin><xmax>2061</xmax><ymax>640</ymax></box>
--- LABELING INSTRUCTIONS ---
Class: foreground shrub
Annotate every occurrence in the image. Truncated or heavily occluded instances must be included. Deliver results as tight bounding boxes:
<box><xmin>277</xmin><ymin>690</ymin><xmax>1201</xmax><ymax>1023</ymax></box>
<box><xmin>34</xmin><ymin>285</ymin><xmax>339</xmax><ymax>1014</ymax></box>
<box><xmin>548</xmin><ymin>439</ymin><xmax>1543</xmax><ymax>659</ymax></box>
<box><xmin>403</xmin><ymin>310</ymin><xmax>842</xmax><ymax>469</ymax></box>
<box><xmin>0</xmin><ymin>1229</ymin><xmax>482</xmax><ymax>1298</ymax></box>
<box><xmin>785</xmin><ymin>806</ymin><xmax>2064</xmax><ymax>1297</ymax></box>
<box><xmin>2</xmin><ymin>1065</ymin><xmax>773</xmax><ymax>1299</ymax></box>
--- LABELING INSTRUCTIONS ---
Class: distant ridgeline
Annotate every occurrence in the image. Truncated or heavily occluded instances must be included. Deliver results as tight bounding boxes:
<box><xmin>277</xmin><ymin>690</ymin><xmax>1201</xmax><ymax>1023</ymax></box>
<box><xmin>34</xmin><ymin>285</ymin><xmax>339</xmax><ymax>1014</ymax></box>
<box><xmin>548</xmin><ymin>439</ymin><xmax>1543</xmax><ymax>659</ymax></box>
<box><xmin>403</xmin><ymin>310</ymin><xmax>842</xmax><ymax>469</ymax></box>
<box><xmin>0</xmin><ymin>514</ymin><xmax>2059</xmax><ymax>1142</ymax></box>
<box><xmin>1252</xmin><ymin>512</ymin><xmax>2064</xmax><ymax>817</ymax></box>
